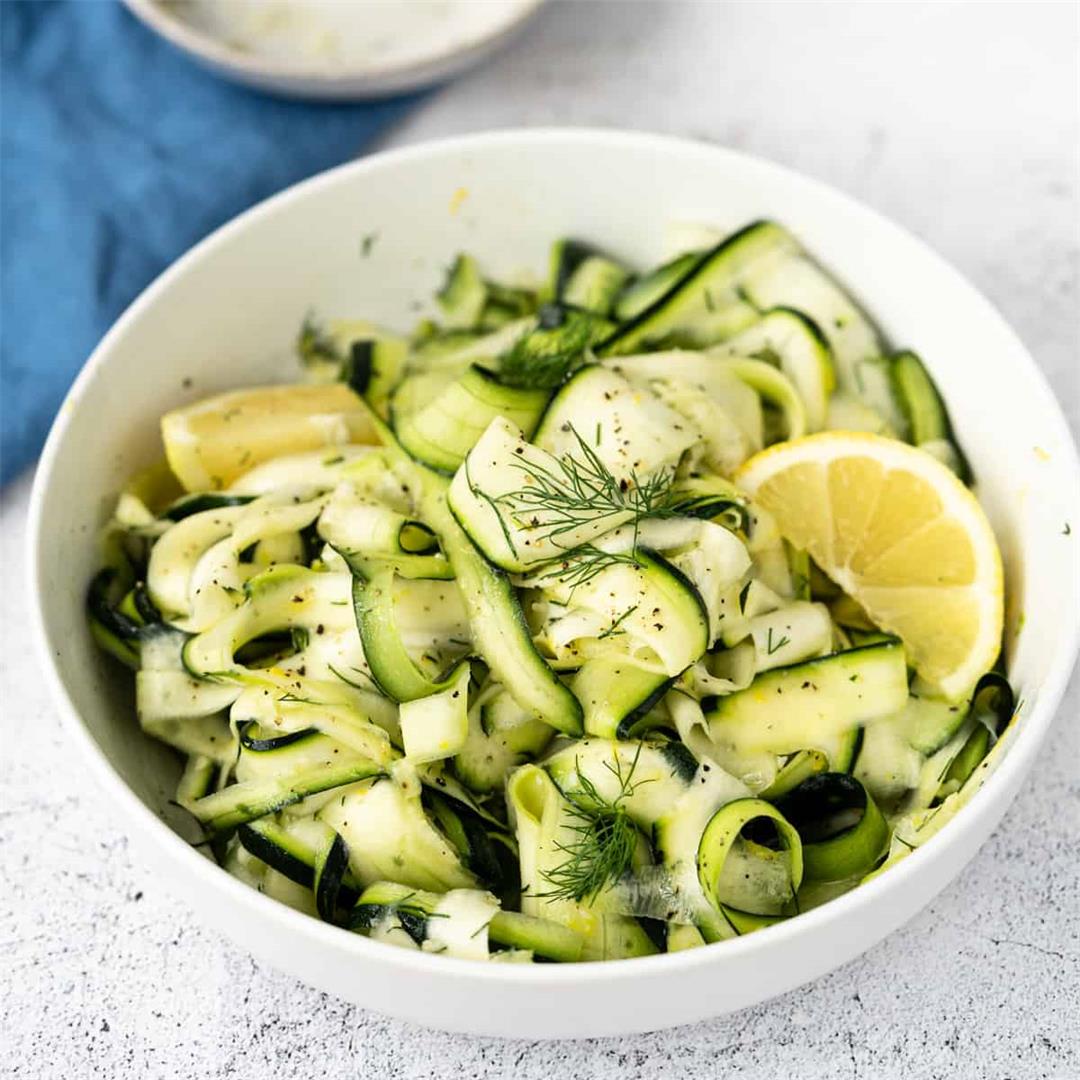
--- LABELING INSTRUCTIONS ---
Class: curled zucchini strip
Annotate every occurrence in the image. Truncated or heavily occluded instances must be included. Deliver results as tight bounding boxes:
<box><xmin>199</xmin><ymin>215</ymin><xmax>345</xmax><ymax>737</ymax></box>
<box><xmin>318</xmin><ymin>486</ymin><xmax>439</xmax><ymax>559</ymax></box>
<box><xmin>774</xmin><ymin>773</ymin><xmax>889</xmax><ymax>881</ymax></box>
<box><xmin>667</xmin><ymin>474</ymin><xmax>752</xmax><ymax>534</ymax></box>
<box><xmin>350</xmin><ymin>880</ymin><xmax>584</xmax><ymax>962</ymax></box>
<box><xmin>337</xmin><ymin>547</ymin><xmax>456</xmax><ymax>582</ymax></box>
<box><xmin>313</xmin><ymin>830</ymin><xmax>352</xmax><ymax>924</ymax></box>
<box><xmin>350</xmin><ymin>566</ymin><xmax>467</xmax><ymax>703</ymax></box>
<box><xmin>231</xmin><ymin>688</ymin><xmax>398</xmax><ymax>763</ymax></box>
<box><xmin>238</xmin><ymin>721</ymin><xmax>319</xmax><ymax>753</ymax></box>
<box><xmin>181</xmin><ymin>565</ymin><xmax>369</xmax><ymax>700</ymax></box>
<box><xmin>235</xmin><ymin>819</ymin><xmax>366</xmax><ymax>928</ymax></box>
<box><xmin>719</xmin><ymin>357</ymin><xmax>807</xmax><ymax>441</ymax></box>
<box><xmin>969</xmin><ymin>671</ymin><xmax>1014</xmax><ymax>732</ymax></box>
<box><xmin>318</xmin><ymin>470</ymin><xmax>450</xmax><ymax>581</ymax></box>
<box><xmin>935</xmin><ymin>671</ymin><xmax>1014</xmax><ymax>801</ymax></box>
<box><xmin>506</xmin><ymin>764</ymin><xmax>658</xmax><ymax>960</ymax></box>
<box><xmin>236</xmin><ymin>819</ymin><xmax>360</xmax><ymax>906</ymax></box>
<box><xmin>938</xmin><ymin>726</ymin><xmax>990</xmax><ymax>796</ymax></box>
<box><xmin>87</xmin><ymin>568</ymin><xmax>143</xmax><ymax>669</ymax></box>
<box><xmin>696</xmin><ymin>798</ymin><xmax>803</xmax><ymax>918</ymax></box>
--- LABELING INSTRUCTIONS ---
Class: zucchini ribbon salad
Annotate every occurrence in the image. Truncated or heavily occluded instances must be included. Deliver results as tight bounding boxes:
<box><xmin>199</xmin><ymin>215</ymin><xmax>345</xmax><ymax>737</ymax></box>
<box><xmin>89</xmin><ymin>221</ymin><xmax>1017</xmax><ymax>962</ymax></box>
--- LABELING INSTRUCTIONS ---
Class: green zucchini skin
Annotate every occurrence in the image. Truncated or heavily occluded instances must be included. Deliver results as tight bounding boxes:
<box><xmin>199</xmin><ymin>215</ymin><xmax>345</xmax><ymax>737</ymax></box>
<box><xmin>434</xmin><ymin>255</ymin><xmax>541</xmax><ymax>334</ymax></box>
<box><xmin>696</xmin><ymin>798</ymin><xmax>804</xmax><ymax>923</ymax></box>
<box><xmin>343</xmin><ymin>337</ymin><xmax>408</xmax><ymax>416</ymax></box>
<box><xmin>238</xmin><ymin>721</ymin><xmax>318</xmax><ymax>753</ymax></box>
<box><xmin>939</xmin><ymin>725</ymin><xmax>990</xmax><ymax>793</ymax></box>
<box><xmin>487</xmin><ymin>910</ymin><xmax>584</xmax><ymax>962</ymax></box>
<box><xmin>891</xmin><ymin>350</ymin><xmax>972</xmax><ymax>482</ymax></box>
<box><xmin>706</xmin><ymin>639</ymin><xmax>910</xmax><ymax>767</ymax></box>
<box><xmin>161</xmin><ymin>493</ymin><xmax>256</xmax><ymax>522</ymax></box>
<box><xmin>191</xmin><ymin>759</ymin><xmax>385</xmax><ymax>836</ymax></box>
<box><xmin>437</xmin><ymin>254</ymin><xmax>488</xmax><ymax>329</ymax></box>
<box><xmin>314</xmin><ymin>831</ymin><xmax>352</xmax><ymax>924</ymax></box>
<box><xmin>548</xmin><ymin>240</ymin><xmax>600</xmax><ymax>301</ymax></box>
<box><xmin>87</xmin><ymin>569</ymin><xmax>143</xmax><ymax>669</ymax></box>
<box><xmin>760</xmin><ymin>749</ymin><xmax>830</xmax><ymax>801</ymax></box>
<box><xmin>599</xmin><ymin>221</ymin><xmax>795</xmax><ymax>355</ymax></box>
<box><xmin>393</xmin><ymin>365</ymin><xmax>550</xmax><ymax>474</ymax></box>
<box><xmin>238</xmin><ymin>823</ymin><xmax>316</xmax><ymax>889</ymax></box>
<box><xmin>236</xmin><ymin>817</ymin><xmax>363</xmax><ymax>916</ymax></box>
<box><xmin>452</xmin><ymin>550</ymin><xmax>584</xmax><ymax>737</ymax></box>
<box><xmin>931</xmin><ymin>672</ymin><xmax>1014</xmax><ymax>801</ymax></box>
<box><xmin>667</xmin><ymin>477</ymin><xmax>753</xmax><ymax>534</ymax></box>
<box><xmin>423</xmin><ymin>791</ymin><xmax>520</xmax><ymax>906</ymax></box>
<box><xmin>613</xmin><ymin>250</ymin><xmax>701</xmax><ymax>322</ymax></box>
<box><xmin>423</xmin><ymin>490</ymin><xmax>585</xmax><ymax>737</ymax></box>
<box><xmin>968</xmin><ymin>671</ymin><xmax>1014</xmax><ymax>735</ymax></box>
<box><xmin>350</xmin><ymin>567</ymin><xmax>467</xmax><ymax>703</ymax></box>
<box><xmin>773</xmin><ymin>773</ymin><xmax>889</xmax><ymax>881</ymax></box>
<box><xmin>547</xmin><ymin>239</ymin><xmax>630</xmax><ymax>316</ymax></box>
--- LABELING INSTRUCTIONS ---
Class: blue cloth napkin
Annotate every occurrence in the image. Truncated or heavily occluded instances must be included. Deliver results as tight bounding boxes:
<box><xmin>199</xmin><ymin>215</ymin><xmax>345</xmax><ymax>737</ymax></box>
<box><xmin>0</xmin><ymin>1</ymin><xmax>422</xmax><ymax>485</ymax></box>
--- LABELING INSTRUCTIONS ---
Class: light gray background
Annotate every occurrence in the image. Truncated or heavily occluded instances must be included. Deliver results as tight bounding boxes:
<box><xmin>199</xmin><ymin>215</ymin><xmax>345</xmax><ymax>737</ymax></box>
<box><xmin>2</xmin><ymin>2</ymin><xmax>1078</xmax><ymax>1077</ymax></box>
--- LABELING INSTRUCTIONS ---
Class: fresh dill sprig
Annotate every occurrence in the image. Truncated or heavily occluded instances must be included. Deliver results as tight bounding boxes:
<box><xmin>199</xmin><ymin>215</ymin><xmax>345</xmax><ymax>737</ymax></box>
<box><xmin>500</xmin><ymin>424</ymin><xmax>677</xmax><ymax>546</ymax></box>
<box><xmin>765</xmin><ymin>627</ymin><xmax>791</xmax><ymax>655</ymax></box>
<box><xmin>497</xmin><ymin>305</ymin><xmax>598</xmax><ymax>390</ymax></box>
<box><xmin>497</xmin><ymin>424</ymin><xmax>679</xmax><ymax>592</ymax></box>
<box><xmin>597</xmin><ymin>602</ymin><xmax>639</xmax><ymax>640</ymax></box>
<box><xmin>539</xmin><ymin>745</ymin><xmax>652</xmax><ymax>904</ymax></box>
<box><xmin>536</xmin><ymin>544</ymin><xmax>641</xmax><ymax>592</ymax></box>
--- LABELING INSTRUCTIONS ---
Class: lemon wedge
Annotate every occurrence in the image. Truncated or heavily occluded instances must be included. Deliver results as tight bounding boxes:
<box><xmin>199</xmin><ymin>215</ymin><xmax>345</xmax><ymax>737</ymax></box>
<box><xmin>161</xmin><ymin>383</ymin><xmax>375</xmax><ymax>492</ymax></box>
<box><xmin>737</xmin><ymin>432</ymin><xmax>1003</xmax><ymax>700</ymax></box>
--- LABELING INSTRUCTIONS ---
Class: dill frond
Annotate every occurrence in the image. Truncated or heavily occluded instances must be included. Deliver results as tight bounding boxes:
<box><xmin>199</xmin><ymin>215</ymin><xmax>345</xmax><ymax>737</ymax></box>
<box><xmin>539</xmin><ymin>745</ymin><xmax>653</xmax><ymax>904</ymax></box>
<box><xmin>499</xmin><ymin>424</ymin><xmax>677</xmax><ymax>545</ymax></box>
<box><xmin>497</xmin><ymin>305</ymin><xmax>597</xmax><ymax>390</ymax></box>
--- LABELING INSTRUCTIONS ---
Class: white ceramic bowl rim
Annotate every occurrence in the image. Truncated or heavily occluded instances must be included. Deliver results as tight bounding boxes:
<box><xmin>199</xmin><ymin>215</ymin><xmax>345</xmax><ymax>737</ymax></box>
<box><xmin>27</xmin><ymin>128</ymin><xmax>1080</xmax><ymax>987</ymax></box>
<box><xmin>122</xmin><ymin>0</ymin><xmax>546</xmax><ymax>84</ymax></box>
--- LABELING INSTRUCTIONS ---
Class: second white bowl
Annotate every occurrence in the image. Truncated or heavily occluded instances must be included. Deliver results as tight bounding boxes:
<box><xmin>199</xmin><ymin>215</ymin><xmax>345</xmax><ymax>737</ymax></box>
<box><xmin>123</xmin><ymin>0</ymin><xmax>546</xmax><ymax>99</ymax></box>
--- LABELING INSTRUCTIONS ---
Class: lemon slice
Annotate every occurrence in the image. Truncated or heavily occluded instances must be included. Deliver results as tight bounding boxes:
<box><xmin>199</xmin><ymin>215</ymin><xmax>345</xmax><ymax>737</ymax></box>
<box><xmin>736</xmin><ymin>432</ymin><xmax>1003</xmax><ymax>700</ymax></box>
<box><xmin>162</xmin><ymin>383</ymin><xmax>375</xmax><ymax>492</ymax></box>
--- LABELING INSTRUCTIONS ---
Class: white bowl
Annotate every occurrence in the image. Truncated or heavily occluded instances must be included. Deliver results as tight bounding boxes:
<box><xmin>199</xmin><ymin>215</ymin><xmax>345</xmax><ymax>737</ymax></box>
<box><xmin>122</xmin><ymin>0</ymin><xmax>546</xmax><ymax>100</ymax></box>
<box><xmin>28</xmin><ymin>130</ymin><xmax>1080</xmax><ymax>1038</ymax></box>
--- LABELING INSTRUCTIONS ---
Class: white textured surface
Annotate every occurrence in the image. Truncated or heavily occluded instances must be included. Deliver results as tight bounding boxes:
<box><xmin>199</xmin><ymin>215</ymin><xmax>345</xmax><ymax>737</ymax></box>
<box><xmin>2</xmin><ymin>1</ymin><xmax>1078</xmax><ymax>1075</ymax></box>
